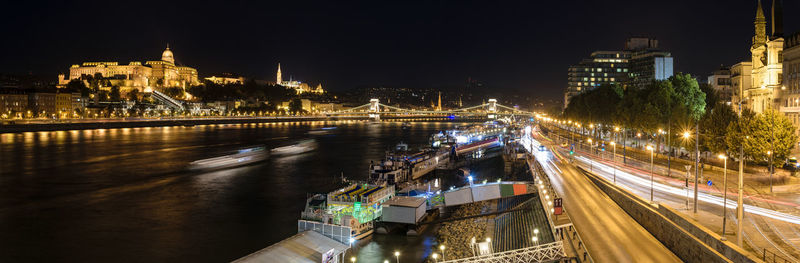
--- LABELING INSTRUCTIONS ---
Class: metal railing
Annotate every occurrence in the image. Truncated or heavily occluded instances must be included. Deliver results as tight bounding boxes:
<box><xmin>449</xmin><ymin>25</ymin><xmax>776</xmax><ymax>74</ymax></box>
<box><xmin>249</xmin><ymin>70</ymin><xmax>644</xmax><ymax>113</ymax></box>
<box><xmin>151</xmin><ymin>90</ymin><xmax>184</xmax><ymax>110</ymax></box>
<box><xmin>763</xmin><ymin>248</ymin><xmax>792</xmax><ymax>263</ymax></box>
<box><xmin>439</xmin><ymin>241</ymin><xmax>565</xmax><ymax>263</ymax></box>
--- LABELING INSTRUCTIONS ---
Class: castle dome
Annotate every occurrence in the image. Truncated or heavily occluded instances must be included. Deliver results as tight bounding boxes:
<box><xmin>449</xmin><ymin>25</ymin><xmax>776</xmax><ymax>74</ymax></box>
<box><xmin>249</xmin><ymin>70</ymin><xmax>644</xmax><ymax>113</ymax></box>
<box><xmin>162</xmin><ymin>45</ymin><xmax>175</xmax><ymax>63</ymax></box>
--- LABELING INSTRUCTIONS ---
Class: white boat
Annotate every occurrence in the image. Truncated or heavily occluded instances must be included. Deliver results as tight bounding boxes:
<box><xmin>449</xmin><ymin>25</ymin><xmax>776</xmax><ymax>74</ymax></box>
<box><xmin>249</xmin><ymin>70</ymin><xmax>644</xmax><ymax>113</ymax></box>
<box><xmin>271</xmin><ymin>140</ymin><xmax>316</xmax><ymax>156</ymax></box>
<box><xmin>307</xmin><ymin>127</ymin><xmax>337</xmax><ymax>135</ymax></box>
<box><xmin>300</xmin><ymin>183</ymin><xmax>395</xmax><ymax>240</ymax></box>
<box><xmin>189</xmin><ymin>146</ymin><xmax>268</xmax><ymax>170</ymax></box>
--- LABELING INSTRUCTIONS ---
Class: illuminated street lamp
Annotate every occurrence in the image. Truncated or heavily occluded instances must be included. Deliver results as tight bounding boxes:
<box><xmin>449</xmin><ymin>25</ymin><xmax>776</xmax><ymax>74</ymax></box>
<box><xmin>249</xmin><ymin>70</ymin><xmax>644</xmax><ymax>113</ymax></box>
<box><xmin>439</xmin><ymin>245</ymin><xmax>446</xmax><ymax>261</ymax></box>
<box><xmin>351</xmin><ymin>256</ymin><xmax>356</xmax><ymax>263</ymax></box>
<box><xmin>432</xmin><ymin>253</ymin><xmax>438</xmax><ymax>263</ymax></box>
<box><xmin>394</xmin><ymin>251</ymin><xmax>400</xmax><ymax>263</ymax></box>
<box><xmin>767</xmin><ymin>150</ymin><xmax>773</xmax><ymax>193</ymax></box>
<box><xmin>647</xmin><ymin>145</ymin><xmax>655</xmax><ymax>203</ymax></box>
<box><xmin>719</xmin><ymin>154</ymin><xmax>729</xmax><ymax>241</ymax></box>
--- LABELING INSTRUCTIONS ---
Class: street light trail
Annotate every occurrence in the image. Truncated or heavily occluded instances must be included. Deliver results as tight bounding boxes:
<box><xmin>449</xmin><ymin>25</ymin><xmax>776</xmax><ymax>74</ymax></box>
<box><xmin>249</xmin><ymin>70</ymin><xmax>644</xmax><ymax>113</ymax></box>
<box><xmin>572</xmin><ymin>155</ymin><xmax>800</xmax><ymax>225</ymax></box>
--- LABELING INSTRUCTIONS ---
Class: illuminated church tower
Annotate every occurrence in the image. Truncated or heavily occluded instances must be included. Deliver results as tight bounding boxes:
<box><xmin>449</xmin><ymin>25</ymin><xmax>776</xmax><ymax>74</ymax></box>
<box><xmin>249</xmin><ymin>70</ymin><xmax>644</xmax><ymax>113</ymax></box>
<box><xmin>276</xmin><ymin>63</ymin><xmax>282</xmax><ymax>84</ymax></box>
<box><xmin>747</xmin><ymin>0</ymin><xmax>783</xmax><ymax>113</ymax></box>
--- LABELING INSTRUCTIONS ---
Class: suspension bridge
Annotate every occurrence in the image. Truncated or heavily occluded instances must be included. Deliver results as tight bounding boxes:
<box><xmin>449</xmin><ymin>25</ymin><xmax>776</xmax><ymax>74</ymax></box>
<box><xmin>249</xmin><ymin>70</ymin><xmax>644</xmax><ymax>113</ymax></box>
<box><xmin>327</xmin><ymin>98</ymin><xmax>534</xmax><ymax>119</ymax></box>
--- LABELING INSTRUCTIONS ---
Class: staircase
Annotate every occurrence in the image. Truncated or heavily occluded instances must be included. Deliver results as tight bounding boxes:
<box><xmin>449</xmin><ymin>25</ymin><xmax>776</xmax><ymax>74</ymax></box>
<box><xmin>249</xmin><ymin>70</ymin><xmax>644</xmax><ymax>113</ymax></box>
<box><xmin>150</xmin><ymin>90</ymin><xmax>184</xmax><ymax>110</ymax></box>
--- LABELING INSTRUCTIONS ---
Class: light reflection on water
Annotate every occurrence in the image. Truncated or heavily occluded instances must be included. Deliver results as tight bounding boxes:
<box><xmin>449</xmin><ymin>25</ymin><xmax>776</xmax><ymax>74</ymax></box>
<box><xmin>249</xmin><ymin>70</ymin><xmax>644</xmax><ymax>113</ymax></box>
<box><xmin>0</xmin><ymin>120</ymin><xmax>495</xmax><ymax>262</ymax></box>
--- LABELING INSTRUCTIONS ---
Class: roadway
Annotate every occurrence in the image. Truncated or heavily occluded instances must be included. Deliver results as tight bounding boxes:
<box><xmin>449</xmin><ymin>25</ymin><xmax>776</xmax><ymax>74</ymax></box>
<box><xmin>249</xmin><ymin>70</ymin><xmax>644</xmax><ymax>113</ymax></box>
<box><xmin>537</xmin><ymin>128</ymin><xmax>800</xmax><ymax>261</ymax></box>
<box><xmin>525</xmin><ymin>137</ymin><xmax>682</xmax><ymax>262</ymax></box>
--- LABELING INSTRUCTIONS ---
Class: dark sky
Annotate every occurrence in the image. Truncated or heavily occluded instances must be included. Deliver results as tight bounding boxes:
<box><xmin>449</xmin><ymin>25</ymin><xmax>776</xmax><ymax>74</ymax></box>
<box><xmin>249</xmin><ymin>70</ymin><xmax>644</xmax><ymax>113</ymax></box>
<box><xmin>1</xmin><ymin>0</ymin><xmax>798</xmax><ymax>100</ymax></box>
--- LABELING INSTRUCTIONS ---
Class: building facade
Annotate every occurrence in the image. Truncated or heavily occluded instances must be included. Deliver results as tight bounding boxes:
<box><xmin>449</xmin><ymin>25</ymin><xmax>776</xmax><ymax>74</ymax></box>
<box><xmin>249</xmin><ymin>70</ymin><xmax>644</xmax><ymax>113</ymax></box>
<box><xmin>627</xmin><ymin>38</ymin><xmax>674</xmax><ymax>89</ymax></box>
<box><xmin>708</xmin><ymin>66</ymin><xmax>732</xmax><ymax>106</ymax></box>
<box><xmin>745</xmin><ymin>0</ymin><xmax>783</xmax><ymax>114</ymax></box>
<box><xmin>276</xmin><ymin>63</ymin><xmax>324</xmax><ymax>94</ymax></box>
<box><xmin>59</xmin><ymin>46</ymin><xmax>199</xmax><ymax>94</ymax></box>
<box><xmin>563</xmin><ymin>37</ymin><xmax>672</xmax><ymax>107</ymax></box>
<box><xmin>564</xmin><ymin>51</ymin><xmax>630</xmax><ymax>107</ymax></box>
<box><xmin>780</xmin><ymin>32</ymin><xmax>800</xmax><ymax>135</ymax></box>
<box><xmin>731</xmin><ymin>61</ymin><xmax>753</xmax><ymax>113</ymax></box>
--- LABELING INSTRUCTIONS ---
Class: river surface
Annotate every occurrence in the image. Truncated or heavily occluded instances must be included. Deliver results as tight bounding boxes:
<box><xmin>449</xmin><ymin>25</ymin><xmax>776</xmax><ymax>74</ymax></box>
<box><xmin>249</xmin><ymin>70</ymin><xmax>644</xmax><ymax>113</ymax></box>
<box><xmin>0</xmin><ymin>121</ymin><xmax>504</xmax><ymax>262</ymax></box>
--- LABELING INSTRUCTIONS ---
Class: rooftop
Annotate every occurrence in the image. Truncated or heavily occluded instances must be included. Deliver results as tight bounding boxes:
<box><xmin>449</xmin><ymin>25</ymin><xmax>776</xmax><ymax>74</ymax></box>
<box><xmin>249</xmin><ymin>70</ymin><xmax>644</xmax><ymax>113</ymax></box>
<box><xmin>234</xmin><ymin>230</ymin><xmax>348</xmax><ymax>263</ymax></box>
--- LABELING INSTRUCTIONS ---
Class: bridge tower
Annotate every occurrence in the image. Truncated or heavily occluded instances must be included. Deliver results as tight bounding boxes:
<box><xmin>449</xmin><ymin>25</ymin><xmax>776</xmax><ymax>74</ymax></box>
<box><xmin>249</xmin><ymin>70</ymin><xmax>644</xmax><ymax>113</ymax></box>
<box><xmin>487</xmin><ymin>99</ymin><xmax>498</xmax><ymax>118</ymax></box>
<box><xmin>369</xmin><ymin>98</ymin><xmax>380</xmax><ymax>120</ymax></box>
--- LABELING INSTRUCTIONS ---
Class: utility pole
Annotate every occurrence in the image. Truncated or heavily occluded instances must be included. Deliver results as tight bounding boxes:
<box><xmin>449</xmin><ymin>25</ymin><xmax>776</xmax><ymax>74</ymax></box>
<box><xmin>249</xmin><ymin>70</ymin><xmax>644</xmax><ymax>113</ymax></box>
<box><xmin>736</xmin><ymin>94</ymin><xmax>745</xmax><ymax>246</ymax></box>
<box><xmin>694</xmin><ymin>121</ymin><xmax>699</xmax><ymax>214</ymax></box>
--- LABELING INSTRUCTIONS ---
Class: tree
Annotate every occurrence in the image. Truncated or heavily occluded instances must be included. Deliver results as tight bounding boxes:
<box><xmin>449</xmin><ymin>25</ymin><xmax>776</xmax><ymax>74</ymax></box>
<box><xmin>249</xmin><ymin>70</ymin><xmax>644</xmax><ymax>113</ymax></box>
<box><xmin>128</xmin><ymin>89</ymin><xmax>140</xmax><ymax>102</ymax></box>
<box><xmin>727</xmin><ymin>109</ymin><xmax>797</xmax><ymax>167</ymax></box>
<box><xmin>702</xmin><ymin>102</ymin><xmax>738</xmax><ymax>154</ymax></box>
<box><xmin>288</xmin><ymin>98</ymin><xmax>304</xmax><ymax>114</ymax></box>
<box><xmin>65</xmin><ymin>79</ymin><xmax>91</xmax><ymax>97</ymax></box>
<box><xmin>109</xmin><ymin>86</ymin><xmax>121</xmax><ymax>101</ymax></box>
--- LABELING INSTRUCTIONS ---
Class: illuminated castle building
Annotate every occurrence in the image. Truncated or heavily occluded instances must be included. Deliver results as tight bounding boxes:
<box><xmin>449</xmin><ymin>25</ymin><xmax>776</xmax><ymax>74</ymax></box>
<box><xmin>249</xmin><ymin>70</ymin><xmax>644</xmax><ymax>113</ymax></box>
<box><xmin>276</xmin><ymin>63</ymin><xmax>324</xmax><ymax>94</ymax></box>
<box><xmin>58</xmin><ymin>46</ymin><xmax>199</xmax><ymax>93</ymax></box>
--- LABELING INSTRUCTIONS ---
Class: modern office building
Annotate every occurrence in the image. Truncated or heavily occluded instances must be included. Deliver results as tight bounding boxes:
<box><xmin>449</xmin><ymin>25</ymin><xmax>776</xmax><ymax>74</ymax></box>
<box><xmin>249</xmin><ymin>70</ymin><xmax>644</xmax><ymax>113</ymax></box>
<box><xmin>627</xmin><ymin>38</ymin><xmax>674</xmax><ymax>89</ymax></box>
<box><xmin>564</xmin><ymin>51</ymin><xmax>630</xmax><ymax>107</ymax></box>
<box><xmin>564</xmin><ymin>37</ymin><xmax>672</xmax><ymax>107</ymax></box>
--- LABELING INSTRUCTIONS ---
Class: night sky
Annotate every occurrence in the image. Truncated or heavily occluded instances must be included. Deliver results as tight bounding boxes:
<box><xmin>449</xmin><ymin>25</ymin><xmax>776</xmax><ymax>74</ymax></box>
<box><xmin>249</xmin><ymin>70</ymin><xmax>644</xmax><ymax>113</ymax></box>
<box><xmin>1</xmin><ymin>0</ymin><xmax>798</xmax><ymax>100</ymax></box>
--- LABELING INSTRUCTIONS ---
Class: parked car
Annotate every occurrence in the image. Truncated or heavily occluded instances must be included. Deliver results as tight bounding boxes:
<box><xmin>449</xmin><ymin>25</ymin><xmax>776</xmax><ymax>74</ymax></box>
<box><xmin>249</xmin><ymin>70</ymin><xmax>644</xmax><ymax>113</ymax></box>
<box><xmin>783</xmin><ymin>157</ymin><xmax>799</xmax><ymax>171</ymax></box>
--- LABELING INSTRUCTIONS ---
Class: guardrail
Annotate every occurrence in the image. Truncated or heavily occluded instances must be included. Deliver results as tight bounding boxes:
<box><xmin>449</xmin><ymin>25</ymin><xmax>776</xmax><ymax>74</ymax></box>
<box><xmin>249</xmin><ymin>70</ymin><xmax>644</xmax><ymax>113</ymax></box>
<box><xmin>439</xmin><ymin>241</ymin><xmax>564</xmax><ymax>263</ymax></box>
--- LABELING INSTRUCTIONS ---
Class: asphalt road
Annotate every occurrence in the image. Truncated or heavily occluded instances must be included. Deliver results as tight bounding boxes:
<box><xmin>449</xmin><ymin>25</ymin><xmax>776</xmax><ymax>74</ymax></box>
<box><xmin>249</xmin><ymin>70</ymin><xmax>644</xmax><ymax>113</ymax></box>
<box><xmin>530</xmin><ymin>145</ymin><xmax>682</xmax><ymax>262</ymax></box>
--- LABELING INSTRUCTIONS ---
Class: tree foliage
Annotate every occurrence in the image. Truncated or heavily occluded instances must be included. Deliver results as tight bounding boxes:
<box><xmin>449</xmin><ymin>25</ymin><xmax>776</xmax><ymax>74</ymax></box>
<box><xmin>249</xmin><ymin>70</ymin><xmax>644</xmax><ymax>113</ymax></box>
<box><xmin>727</xmin><ymin>109</ymin><xmax>797</xmax><ymax>166</ymax></box>
<box><xmin>701</xmin><ymin>102</ymin><xmax>738</xmax><ymax>154</ymax></box>
<box><xmin>288</xmin><ymin>98</ymin><xmax>303</xmax><ymax>113</ymax></box>
<box><xmin>109</xmin><ymin>86</ymin><xmax>121</xmax><ymax>102</ymax></box>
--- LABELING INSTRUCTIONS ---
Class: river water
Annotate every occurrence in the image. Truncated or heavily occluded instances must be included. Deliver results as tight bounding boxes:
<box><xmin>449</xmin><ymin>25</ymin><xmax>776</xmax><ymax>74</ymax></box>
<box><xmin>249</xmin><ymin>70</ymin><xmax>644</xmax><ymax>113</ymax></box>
<box><xmin>0</xmin><ymin>121</ymin><xmax>505</xmax><ymax>262</ymax></box>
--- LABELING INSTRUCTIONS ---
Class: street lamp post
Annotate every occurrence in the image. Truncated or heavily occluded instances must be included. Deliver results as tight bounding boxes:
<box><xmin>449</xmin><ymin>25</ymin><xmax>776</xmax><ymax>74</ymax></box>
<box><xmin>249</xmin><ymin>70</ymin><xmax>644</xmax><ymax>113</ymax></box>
<box><xmin>439</xmin><ymin>245</ymin><xmax>446</xmax><ymax>261</ymax></box>
<box><xmin>588</xmin><ymin>138</ymin><xmax>594</xmax><ymax>172</ymax></box>
<box><xmin>647</xmin><ymin>145</ymin><xmax>655</xmax><ymax>203</ymax></box>
<box><xmin>768</xmin><ymin>150</ymin><xmax>773</xmax><ymax>194</ymax></box>
<box><xmin>394</xmin><ymin>251</ymin><xmax>400</xmax><ymax>263</ymax></box>
<box><xmin>611</xmin><ymin>141</ymin><xmax>617</xmax><ymax>184</ymax></box>
<box><xmin>470</xmin><ymin>237</ymin><xmax>476</xmax><ymax>257</ymax></box>
<box><xmin>432</xmin><ymin>253</ymin><xmax>438</xmax><ymax>263</ymax></box>
<box><xmin>719</xmin><ymin>154</ymin><xmax>729</xmax><ymax>241</ymax></box>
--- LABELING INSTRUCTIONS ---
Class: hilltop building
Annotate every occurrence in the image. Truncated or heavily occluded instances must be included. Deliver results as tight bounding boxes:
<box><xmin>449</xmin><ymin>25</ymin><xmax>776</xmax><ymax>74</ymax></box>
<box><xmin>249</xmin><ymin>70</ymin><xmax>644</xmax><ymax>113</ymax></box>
<box><xmin>58</xmin><ymin>46</ymin><xmax>199</xmax><ymax>93</ymax></box>
<box><xmin>276</xmin><ymin>63</ymin><xmax>324</xmax><ymax>94</ymax></box>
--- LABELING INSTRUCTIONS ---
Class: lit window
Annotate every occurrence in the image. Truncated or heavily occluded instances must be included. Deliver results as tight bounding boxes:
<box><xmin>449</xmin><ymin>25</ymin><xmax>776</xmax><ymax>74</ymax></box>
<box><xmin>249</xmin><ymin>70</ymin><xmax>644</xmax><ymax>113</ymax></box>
<box><xmin>597</xmin><ymin>68</ymin><xmax>602</xmax><ymax>72</ymax></box>
<box><xmin>590</xmin><ymin>78</ymin><xmax>595</xmax><ymax>81</ymax></box>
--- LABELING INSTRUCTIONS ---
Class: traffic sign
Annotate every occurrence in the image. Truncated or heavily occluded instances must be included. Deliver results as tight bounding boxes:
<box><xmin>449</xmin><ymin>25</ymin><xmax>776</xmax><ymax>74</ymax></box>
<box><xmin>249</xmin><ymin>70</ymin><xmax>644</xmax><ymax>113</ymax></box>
<box><xmin>707</xmin><ymin>180</ymin><xmax>712</xmax><ymax>186</ymax></box>
<box><xmin>554</xmin><ymin>198</ymin><xmax>563</xmax><ymax>215</ymax></box>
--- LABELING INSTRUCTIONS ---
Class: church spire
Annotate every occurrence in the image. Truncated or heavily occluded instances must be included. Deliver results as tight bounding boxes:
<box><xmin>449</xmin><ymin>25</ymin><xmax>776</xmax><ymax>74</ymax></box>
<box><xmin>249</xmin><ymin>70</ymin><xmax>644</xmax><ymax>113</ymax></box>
<box><xmin>753</xmin><ymin>0</ymin><xmax>767</xmax><ymax>46</ymax></box>
<box><xmin>771</xmin><ymin>0</ymin><xmax>783</xmax><ymax>37</ymax></box>
<box><xmin>276</xmin><ymin>63</ymin><xmax>282</xmax><ymax>84</ymax></box>
<box><xmin>437</xmin><ymin>92</ymin><xmax>442</xmax><ymax>111</ymax></box>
